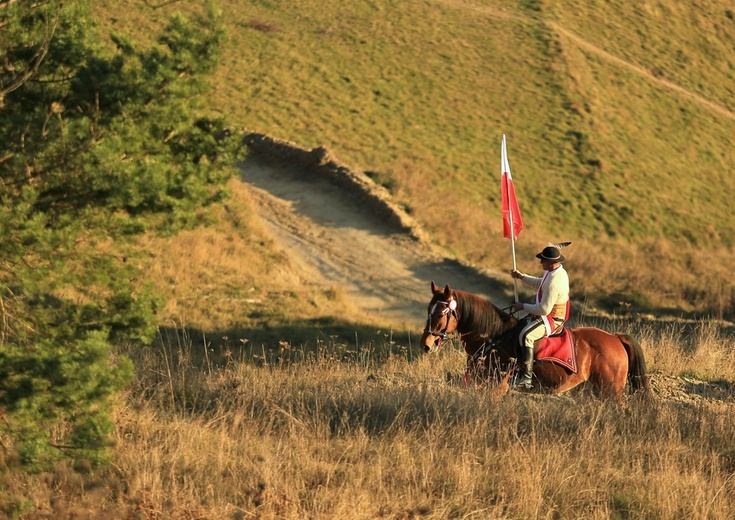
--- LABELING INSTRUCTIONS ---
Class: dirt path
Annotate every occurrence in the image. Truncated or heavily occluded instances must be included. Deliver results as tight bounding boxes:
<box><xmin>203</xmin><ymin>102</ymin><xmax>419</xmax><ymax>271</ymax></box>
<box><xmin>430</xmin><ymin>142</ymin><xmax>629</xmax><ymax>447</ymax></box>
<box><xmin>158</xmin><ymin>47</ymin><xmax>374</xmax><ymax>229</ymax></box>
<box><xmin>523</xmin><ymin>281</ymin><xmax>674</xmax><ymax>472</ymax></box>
<box><xmin>548</xmin><ymin>22</ymin><xmax>735</xmax><ymax>121</ymax></box>
<box><xmin>439</xmin><ymin>0</ymin><xmax>735</xmax><ymax>121</ymax></box>
<box><xmin>240</xmin><ymin>154</ymin><xmax>510</xmax><ymax>331</ymax></box>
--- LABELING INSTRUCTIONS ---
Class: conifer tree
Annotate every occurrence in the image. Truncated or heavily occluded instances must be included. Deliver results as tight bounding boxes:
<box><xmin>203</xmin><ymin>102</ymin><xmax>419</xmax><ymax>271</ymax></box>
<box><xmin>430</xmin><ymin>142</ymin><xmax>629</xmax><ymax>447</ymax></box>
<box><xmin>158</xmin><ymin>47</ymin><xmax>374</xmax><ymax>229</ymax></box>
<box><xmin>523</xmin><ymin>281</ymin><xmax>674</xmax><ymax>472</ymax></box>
<box><xmin>0</xmin><ymin>0</ymin><xmax>242</xmax><ymax>469</ymax></box>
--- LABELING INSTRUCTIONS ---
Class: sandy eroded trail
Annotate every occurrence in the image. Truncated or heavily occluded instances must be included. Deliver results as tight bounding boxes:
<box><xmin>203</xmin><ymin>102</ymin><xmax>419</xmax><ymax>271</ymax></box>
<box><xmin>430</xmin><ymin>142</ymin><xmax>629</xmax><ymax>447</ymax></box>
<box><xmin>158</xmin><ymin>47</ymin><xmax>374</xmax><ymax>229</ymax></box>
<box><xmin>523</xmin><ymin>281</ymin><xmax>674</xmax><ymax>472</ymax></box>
<box><xmin>240</xmin><ymin>154</ymin><xmax>510</xmax><ymax>331</ymax></box>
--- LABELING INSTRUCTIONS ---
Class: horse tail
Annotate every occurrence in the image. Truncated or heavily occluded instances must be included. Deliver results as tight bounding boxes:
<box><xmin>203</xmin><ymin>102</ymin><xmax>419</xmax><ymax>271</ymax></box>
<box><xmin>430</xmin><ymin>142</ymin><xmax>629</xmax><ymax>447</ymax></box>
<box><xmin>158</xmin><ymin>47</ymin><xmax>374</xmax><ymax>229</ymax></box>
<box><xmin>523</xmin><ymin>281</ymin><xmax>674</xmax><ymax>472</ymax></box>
<box><xmin>617</xmin><ymin>333</ymin><xmax>653</xmax><ymax>400</ymax></box>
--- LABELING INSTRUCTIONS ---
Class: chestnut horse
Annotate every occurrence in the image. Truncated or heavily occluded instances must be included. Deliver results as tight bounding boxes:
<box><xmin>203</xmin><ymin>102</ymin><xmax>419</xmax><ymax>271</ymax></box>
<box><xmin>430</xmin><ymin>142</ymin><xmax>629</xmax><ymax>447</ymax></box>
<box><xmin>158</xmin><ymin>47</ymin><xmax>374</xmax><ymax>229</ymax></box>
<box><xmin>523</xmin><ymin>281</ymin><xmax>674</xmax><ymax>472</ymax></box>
<box><xmin>420</xmin><ymin>281</ymin><xmax>651</xmax><ymax>400</ymax></box>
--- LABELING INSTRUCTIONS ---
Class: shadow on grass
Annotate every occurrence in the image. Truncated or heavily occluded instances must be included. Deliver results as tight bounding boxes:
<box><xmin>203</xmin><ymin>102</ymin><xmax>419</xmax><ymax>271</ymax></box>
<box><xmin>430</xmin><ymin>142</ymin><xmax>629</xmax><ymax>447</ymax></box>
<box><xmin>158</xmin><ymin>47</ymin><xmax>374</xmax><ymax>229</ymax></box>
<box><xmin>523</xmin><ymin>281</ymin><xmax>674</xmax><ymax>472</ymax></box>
<box><xmin>153</xmin><ymin>315</ymin><xmax>425</xmax><ymax>369</ymax></box>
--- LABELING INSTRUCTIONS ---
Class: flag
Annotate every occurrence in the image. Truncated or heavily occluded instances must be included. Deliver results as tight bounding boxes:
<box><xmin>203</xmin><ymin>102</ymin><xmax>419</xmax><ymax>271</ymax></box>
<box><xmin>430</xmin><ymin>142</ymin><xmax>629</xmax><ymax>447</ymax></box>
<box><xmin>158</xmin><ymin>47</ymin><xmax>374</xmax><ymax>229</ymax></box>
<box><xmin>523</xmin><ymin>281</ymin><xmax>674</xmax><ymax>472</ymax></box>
<box><xmin>500</xmin><ymin>134</ymin><xmax>523</xmax><ymax>240</ymax></box>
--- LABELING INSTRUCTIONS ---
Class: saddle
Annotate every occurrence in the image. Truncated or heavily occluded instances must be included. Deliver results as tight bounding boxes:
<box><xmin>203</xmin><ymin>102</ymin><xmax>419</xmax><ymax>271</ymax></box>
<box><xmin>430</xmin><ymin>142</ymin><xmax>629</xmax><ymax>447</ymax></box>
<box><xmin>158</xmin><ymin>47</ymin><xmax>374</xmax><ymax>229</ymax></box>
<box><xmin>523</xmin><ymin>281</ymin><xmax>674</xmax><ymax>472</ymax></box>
<box><xmin>535</xmin><ymin>328</ymin><xmax>578</xmax><ymax>373</ymax></box>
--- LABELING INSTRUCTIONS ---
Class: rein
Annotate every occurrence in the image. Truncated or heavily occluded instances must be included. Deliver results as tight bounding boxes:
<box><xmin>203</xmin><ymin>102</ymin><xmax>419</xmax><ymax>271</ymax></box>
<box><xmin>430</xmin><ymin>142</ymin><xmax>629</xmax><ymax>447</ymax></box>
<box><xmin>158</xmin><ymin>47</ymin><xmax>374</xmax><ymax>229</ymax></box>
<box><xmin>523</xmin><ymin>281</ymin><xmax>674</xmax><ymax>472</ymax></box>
<box><xmin>469</xmin><ymin>324</ymin><xmax>519</xmax><ymax>365</ymax></box>
<box><xmin>500</xmin><ymin>305</ymin><xmax>517</xmax><ymax>316</ymax></box>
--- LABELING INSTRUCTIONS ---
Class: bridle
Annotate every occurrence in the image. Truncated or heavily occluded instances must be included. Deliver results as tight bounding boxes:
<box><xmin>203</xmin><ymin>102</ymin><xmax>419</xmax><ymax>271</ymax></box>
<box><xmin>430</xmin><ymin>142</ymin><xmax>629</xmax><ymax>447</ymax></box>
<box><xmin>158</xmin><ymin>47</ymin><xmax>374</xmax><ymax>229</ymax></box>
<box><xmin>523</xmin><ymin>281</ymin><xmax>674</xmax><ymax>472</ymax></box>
<box><xmin>423</xmin><ymin>298</ymin><xmax>459</xmax><ymax>343</ymax></box>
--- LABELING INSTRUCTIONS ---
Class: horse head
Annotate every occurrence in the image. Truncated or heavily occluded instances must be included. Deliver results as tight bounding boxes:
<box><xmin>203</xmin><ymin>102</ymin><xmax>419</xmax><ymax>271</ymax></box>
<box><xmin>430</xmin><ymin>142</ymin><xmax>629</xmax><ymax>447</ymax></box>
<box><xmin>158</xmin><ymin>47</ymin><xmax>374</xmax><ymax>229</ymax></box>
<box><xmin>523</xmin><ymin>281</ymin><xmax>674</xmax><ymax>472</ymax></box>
<box><xmin>420</xmin><ymin>281</ymin><xmax>460</xmax><ymax>353</ymax></box>
<box><xmin>420</xmin><ymin>281</ymin><xmax>519</xmax><ymax>359</ymax></box>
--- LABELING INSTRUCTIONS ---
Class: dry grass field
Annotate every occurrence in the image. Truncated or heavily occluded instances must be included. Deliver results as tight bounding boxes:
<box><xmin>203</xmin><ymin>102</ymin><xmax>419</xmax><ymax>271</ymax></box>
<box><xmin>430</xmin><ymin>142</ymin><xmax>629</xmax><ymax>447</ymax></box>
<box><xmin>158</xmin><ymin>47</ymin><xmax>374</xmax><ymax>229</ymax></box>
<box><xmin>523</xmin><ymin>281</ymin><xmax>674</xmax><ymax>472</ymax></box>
<box><xmin>6</xmin><ymin>146</ymin><xmax>735</xmax><ymax>519</ymax></box>
<box><xmin>6</xmin><ymin>315</ymin><xmax>735</xmax><ymax>519</ymax></box>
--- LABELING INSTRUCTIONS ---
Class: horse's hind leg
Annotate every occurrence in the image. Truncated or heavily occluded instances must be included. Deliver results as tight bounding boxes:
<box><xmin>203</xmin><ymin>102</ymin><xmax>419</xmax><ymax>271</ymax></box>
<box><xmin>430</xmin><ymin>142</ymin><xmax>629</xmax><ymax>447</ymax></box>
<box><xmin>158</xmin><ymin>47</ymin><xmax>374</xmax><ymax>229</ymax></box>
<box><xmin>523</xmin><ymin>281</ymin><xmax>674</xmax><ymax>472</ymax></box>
<box><xmin>590</xmin><ymin>369</ymin><xmax>626</xmax><ymax>401</ymax></box>
<box><xmin>594</xmin><ymin>382</ymin><xmax>624</xmax><ymax>401</ymax></box>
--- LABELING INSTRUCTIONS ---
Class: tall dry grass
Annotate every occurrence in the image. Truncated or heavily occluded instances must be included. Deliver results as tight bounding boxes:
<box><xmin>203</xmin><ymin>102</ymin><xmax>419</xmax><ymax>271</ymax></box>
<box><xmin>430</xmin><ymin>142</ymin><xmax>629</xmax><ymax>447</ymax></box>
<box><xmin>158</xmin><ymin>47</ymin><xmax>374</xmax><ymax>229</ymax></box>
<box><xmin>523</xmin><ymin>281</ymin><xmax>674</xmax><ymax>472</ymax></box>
<box><xmin>8</xmin><ymin>318</ymin><xmax>735</xmax><ymax>519</ymax></box>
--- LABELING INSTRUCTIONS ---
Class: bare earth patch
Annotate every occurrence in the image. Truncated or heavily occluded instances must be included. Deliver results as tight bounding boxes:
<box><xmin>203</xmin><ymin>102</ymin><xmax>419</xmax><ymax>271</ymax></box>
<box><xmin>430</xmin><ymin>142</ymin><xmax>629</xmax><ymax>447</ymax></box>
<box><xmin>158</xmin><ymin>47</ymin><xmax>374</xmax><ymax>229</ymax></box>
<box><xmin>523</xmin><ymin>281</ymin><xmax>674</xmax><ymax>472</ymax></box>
<box><xmin>240</xmin><ymin>150</ymin><xmax>510</xmax><ymax>331</ymax></box>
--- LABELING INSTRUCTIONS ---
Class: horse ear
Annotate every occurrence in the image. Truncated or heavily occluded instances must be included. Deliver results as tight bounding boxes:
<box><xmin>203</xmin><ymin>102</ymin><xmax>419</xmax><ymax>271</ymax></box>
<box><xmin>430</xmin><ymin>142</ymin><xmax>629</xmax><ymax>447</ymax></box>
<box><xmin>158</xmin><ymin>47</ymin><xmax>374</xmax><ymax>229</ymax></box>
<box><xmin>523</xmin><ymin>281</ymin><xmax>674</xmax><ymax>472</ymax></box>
<box><xmin>444</xmin><ymin>284</ymin><xmax>451</xmax><ymax>296</ymax></box>
<box><xmin>431</xmin><ymin>280</ymin><xmax>440</xmax><ymax>294</ymax></box>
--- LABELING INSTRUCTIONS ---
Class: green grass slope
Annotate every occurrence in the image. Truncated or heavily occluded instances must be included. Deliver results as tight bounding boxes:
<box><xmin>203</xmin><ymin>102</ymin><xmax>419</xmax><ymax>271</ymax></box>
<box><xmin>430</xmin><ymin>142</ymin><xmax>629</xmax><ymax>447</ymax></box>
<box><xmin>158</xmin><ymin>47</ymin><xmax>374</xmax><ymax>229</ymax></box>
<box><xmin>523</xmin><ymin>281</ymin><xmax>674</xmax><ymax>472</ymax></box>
<box><xmin>93</xmin><ymin>0</ymin><xmax>735</xmax><ymax>319</ymax></box>
<box><xmin>207</xmin><ymin>0</ymin><xmax>735</xmax><ymax>243</ymax></box>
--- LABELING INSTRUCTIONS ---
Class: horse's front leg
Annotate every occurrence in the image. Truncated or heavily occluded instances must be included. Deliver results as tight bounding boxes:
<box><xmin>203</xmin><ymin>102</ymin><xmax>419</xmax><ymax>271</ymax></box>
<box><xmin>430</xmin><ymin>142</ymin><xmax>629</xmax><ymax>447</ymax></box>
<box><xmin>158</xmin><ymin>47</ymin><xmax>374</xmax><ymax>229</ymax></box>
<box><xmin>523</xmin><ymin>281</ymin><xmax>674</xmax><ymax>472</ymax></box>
<box><xmin>464</xmin><ymin>350</ymin><xmax>511</xmax><ymax>396</ymax></box>
<box><xmin>461</xmin><ymin>355</ymin><xmax>481</xmax><ymax>387</ymax></box>
<box><xmin>461</xmin><ymin>350</ymin><xmax>491</xmax><ymax>387</ymax></box>
<box><xmin>482</xmin><ymin>349</ymin><xmax>513</xmax><ymax>384</ymax></box>
<box><xmin>465</xmin><ymin>352</ymin><xmax>513</xmax><ymax>399</ymax></box>
<box><xmin>487</xmin><ymin>353</ymin><xmax>515</xmax><ymax>399</ymax></box>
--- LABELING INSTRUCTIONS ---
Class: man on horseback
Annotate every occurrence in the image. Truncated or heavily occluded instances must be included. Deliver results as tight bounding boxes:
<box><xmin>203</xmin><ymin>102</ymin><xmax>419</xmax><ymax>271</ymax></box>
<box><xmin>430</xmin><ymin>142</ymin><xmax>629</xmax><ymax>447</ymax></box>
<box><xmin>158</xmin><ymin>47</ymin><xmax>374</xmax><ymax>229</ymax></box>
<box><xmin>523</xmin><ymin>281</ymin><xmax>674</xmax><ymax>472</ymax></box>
<box><xmin>509</xmin><ymin>244</ymin><xmax>571</xmax><ymax>389</ymax></box>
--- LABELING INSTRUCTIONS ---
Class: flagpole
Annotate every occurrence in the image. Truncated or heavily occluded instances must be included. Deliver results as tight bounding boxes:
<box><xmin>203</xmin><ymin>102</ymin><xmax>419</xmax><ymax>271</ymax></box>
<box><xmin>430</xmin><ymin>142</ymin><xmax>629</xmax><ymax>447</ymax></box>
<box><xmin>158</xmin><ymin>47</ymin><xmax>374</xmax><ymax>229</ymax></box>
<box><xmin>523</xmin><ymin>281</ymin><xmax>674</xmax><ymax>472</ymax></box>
<box><xmin>502</xmin><ymin>134</ymin><xmax>520</xmax><ymax>302</ymax></box>
<box><xmin>509</xmin><ymin>209</ymin><xmax>519</xmax><ymax>302</ymax></box>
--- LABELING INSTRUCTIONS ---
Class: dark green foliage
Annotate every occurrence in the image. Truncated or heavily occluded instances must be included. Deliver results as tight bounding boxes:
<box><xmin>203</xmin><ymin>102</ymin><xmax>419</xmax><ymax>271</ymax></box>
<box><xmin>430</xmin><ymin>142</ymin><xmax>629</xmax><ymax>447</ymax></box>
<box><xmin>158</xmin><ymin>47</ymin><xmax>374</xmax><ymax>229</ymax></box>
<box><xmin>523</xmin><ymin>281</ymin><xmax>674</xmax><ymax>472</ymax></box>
<box><xmin>0</xmin><ymin>0</ymin><xmax>244</xmax><ymax>470</ymax></box>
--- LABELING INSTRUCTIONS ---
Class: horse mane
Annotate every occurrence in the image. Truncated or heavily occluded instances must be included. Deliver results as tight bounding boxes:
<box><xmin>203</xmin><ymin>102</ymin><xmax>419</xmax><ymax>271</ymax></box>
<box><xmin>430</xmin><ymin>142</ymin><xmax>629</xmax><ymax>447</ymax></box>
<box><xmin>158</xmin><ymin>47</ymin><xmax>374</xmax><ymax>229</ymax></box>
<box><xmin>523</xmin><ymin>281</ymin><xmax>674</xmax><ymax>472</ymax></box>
<box><xmin>451</xmin><ymin>289</ymin><xmax>514</xmax><ymax>339</ymax></box>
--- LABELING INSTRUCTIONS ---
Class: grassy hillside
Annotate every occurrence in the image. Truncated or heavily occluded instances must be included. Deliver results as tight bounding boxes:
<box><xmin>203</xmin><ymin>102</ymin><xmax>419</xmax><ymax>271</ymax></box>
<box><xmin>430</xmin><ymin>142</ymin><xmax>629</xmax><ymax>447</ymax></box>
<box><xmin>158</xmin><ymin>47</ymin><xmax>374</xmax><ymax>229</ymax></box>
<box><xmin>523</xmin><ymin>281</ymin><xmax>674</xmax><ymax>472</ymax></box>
<box><xmin>92</xmin><ymin>0</ymin><xmax>735</xmax><ymax>321</ymax></box>
<box><xmin>197</xmin><ymin>0</ymin><xmax>735</xmax><ymax>241</ymax></box>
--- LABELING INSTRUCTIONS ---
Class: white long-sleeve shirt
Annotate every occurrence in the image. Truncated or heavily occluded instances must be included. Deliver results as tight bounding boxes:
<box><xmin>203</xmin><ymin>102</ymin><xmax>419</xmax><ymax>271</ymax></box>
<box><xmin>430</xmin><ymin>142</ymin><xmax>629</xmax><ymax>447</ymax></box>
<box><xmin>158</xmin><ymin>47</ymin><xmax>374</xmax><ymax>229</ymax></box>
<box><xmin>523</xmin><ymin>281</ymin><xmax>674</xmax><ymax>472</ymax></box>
<box><xmin>519</xmin><ymin>265</ymin><xmax>570</xmax><ymax>319</ymax></box>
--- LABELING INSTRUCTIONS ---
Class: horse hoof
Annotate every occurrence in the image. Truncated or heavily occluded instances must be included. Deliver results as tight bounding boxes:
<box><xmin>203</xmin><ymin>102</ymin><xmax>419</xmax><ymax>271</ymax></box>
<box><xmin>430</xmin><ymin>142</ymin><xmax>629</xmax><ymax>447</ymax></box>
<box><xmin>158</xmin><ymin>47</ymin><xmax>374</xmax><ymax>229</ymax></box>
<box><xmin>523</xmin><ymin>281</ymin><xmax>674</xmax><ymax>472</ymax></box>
<box><xmin>461</xmin><ymin>370</ymin><xmax>474</xmax><ymax>387</ymax></box>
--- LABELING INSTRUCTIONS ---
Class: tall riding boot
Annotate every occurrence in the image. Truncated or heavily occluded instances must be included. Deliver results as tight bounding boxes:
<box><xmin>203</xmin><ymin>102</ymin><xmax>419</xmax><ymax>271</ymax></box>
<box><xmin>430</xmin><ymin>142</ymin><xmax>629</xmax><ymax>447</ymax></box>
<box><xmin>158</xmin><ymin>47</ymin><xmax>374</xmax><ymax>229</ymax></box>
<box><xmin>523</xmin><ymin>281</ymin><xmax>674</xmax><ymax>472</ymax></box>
<box><xmin>515</xmin><ymin>346</ymin><xmax>534</xmax><ymax>389</ymax></box>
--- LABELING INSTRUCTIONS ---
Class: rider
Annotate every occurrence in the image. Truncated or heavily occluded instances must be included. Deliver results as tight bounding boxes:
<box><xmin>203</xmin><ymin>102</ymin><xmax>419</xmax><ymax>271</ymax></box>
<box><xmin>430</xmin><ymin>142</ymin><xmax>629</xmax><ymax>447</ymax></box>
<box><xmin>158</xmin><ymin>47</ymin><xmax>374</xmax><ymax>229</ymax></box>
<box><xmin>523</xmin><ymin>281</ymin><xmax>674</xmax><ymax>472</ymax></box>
<box><xmin>509</xmin><ymin>244</ymin><xmax>571</xmax><ymax>389</ymax></box>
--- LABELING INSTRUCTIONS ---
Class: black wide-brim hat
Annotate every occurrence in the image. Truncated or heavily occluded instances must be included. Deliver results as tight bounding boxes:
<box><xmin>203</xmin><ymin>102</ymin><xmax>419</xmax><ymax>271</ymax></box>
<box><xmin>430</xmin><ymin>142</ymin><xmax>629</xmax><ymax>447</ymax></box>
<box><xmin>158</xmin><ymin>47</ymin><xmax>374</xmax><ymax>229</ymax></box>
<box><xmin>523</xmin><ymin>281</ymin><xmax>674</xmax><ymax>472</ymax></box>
<box><xmin>536</xmin><ymin>246</ymin><xmax>565</xmax><ymax>263</ymax></box>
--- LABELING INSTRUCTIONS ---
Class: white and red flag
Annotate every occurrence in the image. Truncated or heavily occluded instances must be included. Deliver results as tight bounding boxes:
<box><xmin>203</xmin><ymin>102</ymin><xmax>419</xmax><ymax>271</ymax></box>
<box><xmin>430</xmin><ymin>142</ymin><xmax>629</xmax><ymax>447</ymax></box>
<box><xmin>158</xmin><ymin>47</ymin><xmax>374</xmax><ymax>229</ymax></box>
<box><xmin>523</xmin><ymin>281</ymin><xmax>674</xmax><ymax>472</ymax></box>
<box><xmin>501</xmin><ymin>134</ymin><xmax>523</xmax><ymax>240</ymax></box>
<box><xmin>501</xmin><ymin>134</ymin><xmax>523</xmax><ymax>302</ymax></box>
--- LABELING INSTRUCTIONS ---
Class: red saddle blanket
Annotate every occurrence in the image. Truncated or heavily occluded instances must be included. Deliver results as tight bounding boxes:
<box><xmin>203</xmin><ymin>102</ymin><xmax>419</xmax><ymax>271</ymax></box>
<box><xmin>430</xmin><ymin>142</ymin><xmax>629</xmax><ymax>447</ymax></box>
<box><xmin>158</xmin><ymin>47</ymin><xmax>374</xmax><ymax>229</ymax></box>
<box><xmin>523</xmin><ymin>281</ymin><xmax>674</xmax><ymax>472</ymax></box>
<box><xmin>535</xmin><ymin>329</ymin><xmax>577</xmax><ymax>373</ymax></box>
